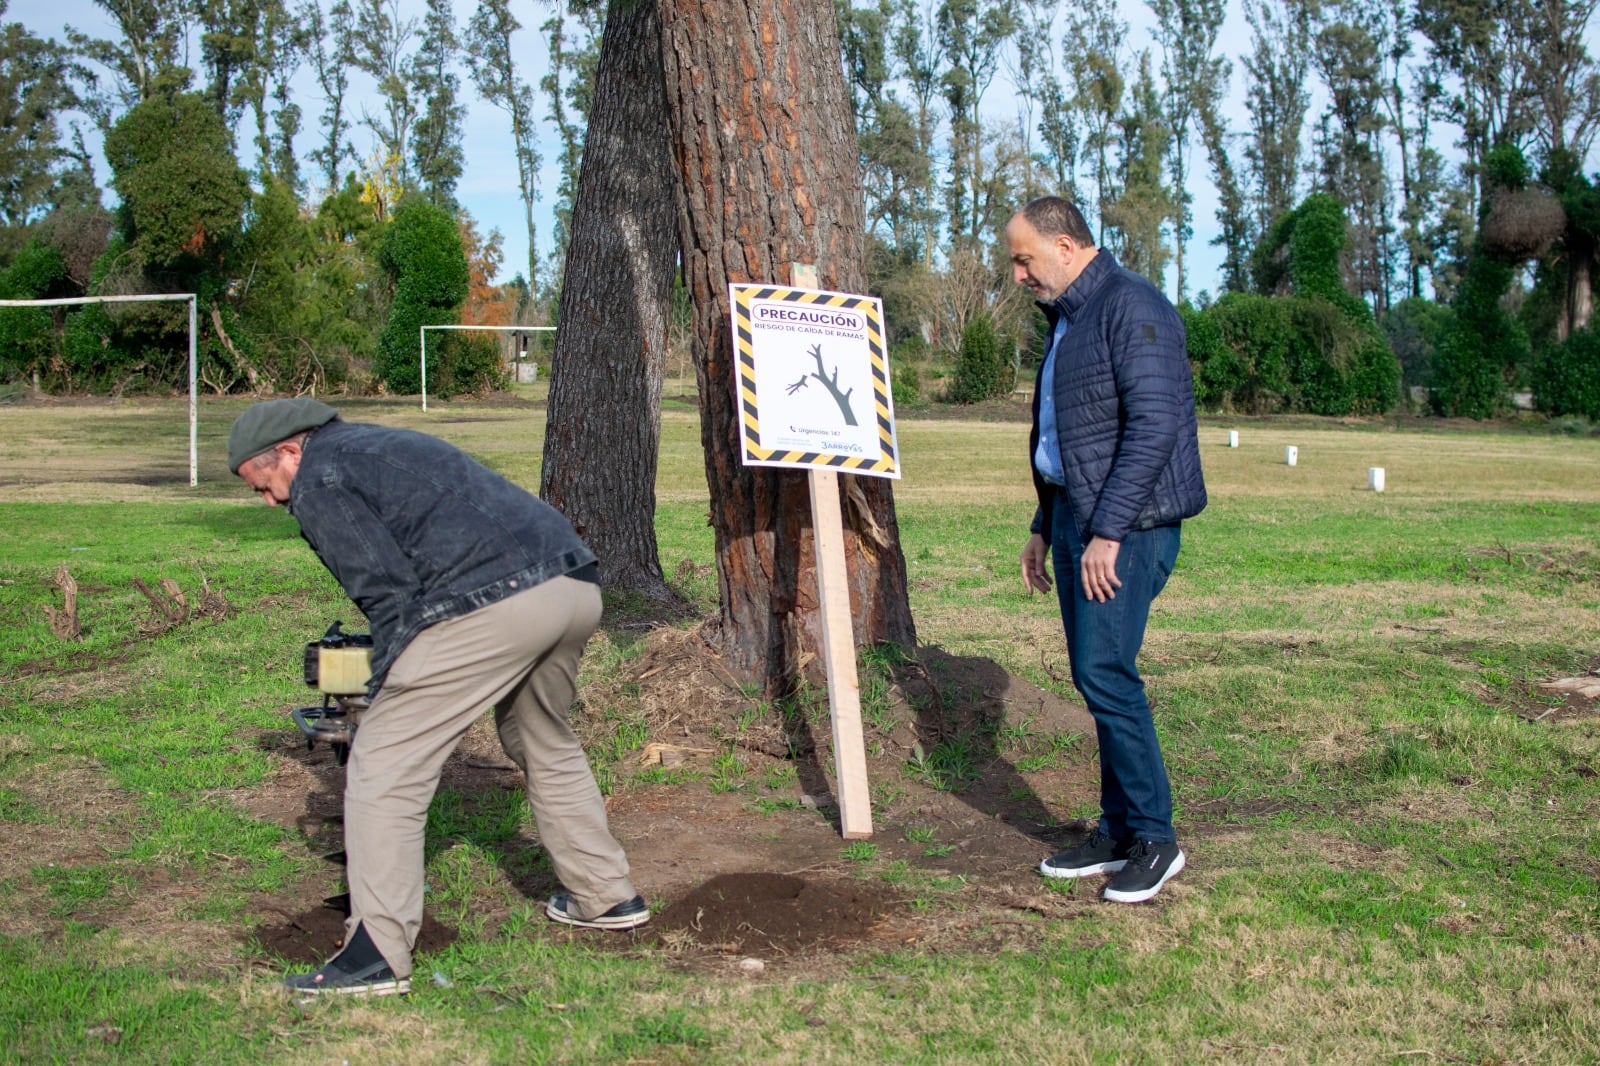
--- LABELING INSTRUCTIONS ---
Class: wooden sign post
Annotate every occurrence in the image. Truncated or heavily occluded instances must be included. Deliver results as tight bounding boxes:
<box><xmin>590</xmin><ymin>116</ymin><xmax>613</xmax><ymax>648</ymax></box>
<box><xmin>725</xmin><ymin>265</ymin><xmax>902</xmax><ymax>839</ymax></box>
<box><xmin>807</xmin><ymin>464</ymin><xmax>873</xmax><ymax>838</ymax></box>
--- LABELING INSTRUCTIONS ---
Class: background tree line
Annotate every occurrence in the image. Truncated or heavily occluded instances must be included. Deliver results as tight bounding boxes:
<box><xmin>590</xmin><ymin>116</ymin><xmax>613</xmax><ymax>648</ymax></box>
<box><xmin>1</xmin><ymin>0</ymin><xmax>1599</xmax><ymax>421</ymax></box>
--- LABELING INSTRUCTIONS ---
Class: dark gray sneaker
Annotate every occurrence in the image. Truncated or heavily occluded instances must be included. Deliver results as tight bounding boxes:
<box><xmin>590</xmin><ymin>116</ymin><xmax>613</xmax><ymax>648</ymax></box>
<box><xmin>283</xmin><ymin>923</ymin><xmax>409</xmax><ymax>997</ymax></box>
<box><xmin>1039</xmin><ymin>830</ymin><xmax>1131</xmax><ymax>879</ymax></box>
<box><xmin>546</xmin><ymin>892</ymin><xmax>651</xmax><ymax>930</ymax></box>
<box><xmin>1103</xmin><ymin>840</ymin><xmax>1185</xmax><ymax>903</ymax></box>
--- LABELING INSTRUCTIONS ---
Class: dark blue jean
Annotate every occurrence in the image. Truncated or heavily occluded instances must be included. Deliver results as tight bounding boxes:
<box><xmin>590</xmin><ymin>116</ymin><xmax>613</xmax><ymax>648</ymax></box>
<box><xmin>1051</xmin><ymin>490</ymin><xmax>1181</xmax><ymax>844</ymax></box>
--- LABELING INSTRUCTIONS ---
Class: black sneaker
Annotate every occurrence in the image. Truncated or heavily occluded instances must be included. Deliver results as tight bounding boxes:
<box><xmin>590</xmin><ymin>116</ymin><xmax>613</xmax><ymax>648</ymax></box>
<box><xmin>546</xmin><ymin>892</ymin><xmax>651</xmax><ymax>930</ymax></box>
<box><xmin>283</xmin><ymin>922</ymin><xmax>410</xmax><ymax>997</ymax></box>
<box><xmin>1039</xmin><ymin>830</ymin><xmax>1131</xmax><ymax>879</ymax></box>
<box><xmin>1102</xmin><ymin>840</ymin><xmax>1185</xmax><ymax>903</ymax></box>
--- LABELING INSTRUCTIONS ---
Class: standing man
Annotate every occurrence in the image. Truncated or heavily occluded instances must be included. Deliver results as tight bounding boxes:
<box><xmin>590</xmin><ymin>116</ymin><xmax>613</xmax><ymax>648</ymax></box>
<box><xmin>229</xmin><ymin>399</ymin><xmax>648</xmax><ymax>997</ymax></box>
<box><xmin>1007</xmin><ymin>197</ymin><xmax>1207</xmax><ymax>904</ymax></box>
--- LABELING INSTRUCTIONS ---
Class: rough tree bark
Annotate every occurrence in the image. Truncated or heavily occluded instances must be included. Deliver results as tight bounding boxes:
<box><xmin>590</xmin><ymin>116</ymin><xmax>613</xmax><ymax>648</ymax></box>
<box><xmin>1563</xmin><ymin>239</ymin><xmax>1594</xmax><ymax>339</ymax></box>
<box><xmin>540</xmin><ymin>0</ymin><xmax>680</xmax><ymax>603</ymax></box>
<box><xmin>656</xmin><ymin>0</ymin><xmax>917</xmax><ymax>691</ymax></box>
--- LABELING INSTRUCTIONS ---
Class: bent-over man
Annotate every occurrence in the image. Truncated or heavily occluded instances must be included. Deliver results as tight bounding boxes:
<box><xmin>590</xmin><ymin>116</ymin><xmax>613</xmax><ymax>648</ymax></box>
<box><xmin>1007</xmin><ymin>197</ymin><xmax>1207</xmax><ymax>903</ymax></box>
<box><xmin>230</xmin><ymin>399</ymin><xmax>647</xmax><ymax>996</ymax></box>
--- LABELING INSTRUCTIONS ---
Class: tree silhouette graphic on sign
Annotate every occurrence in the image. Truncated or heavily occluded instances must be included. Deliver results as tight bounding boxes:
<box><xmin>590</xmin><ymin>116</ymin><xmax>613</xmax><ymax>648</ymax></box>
<box><xmin>785</xmin><ymin>343</ymin><xmax>858</xmax><ymax>426</ymax></box>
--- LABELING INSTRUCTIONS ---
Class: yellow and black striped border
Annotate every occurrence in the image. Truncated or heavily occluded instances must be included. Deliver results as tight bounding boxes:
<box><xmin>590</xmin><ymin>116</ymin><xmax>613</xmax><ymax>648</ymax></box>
<box><xmin>728</xmin><ymin>283</ymin><xmax>899</xmax><ymax>479</ymax></box>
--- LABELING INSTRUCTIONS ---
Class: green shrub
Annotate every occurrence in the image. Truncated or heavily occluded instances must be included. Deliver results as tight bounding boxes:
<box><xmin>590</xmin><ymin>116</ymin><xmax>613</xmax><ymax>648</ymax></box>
<box><xmin>891</xmin><ymin>357</ymin><xmax>921</xmax><ymax>406</ymax></box>
<box><xmin>103</xmin><ymin>91</ymin><xmax>248</xmax><ymax>280</ymax></box>
<box><xmin>1287</xmin><ymin>193</ymin><xmax>1348</xmax><ymax>304</ymax></box>
<box><xmin>1346</xmin><ymin>336</ymin><xmax>1403</xmax><ymax>415</ymax></box>
<box><xmin>1431</xmin><ymin>143</ymin><xmax>1533</xmax><ymax>418</ymax></box>
<box><xmin>1194</xmin><ymin>194</ymin><xmax>1400</xmax><ymax>416</ymax></box>
<box><xmin>1432</xmin><ymin>254</ymin><xmax>1522</xmax><ymax>418</ymax></box>
<box><xmin>1199</xmin><ymin>292</ymin><xmax>1292</xmax><ymax>413</ymax></box>
<box><xmin>891</xmin><ymin>334</ymin><xmax>927</xmax><ymax>406</ymax></box>
<box><xmin>375</xmin><ymin>199</ymin><xmax>470</xmax><ymax>395</ymax></box>
<box><xmin>428</xmin><ymin>332</ymin><xmax>507</xmax><ymax>398</ymax></box>
<box><xmin>1180</xmin><ymin>300</ymin><xmax>1234</xmax><ymax>410</ymax></box>
<box><xmin>1532</xmin><ymin>327</ymin><xmax>1600</xmax><ymax>420</ymax></box>
<box><xmin>1188</xmin><ymin>289</ymin><xmax>1399</xmax><ymax>416</ymax></box>
<box><xmin>0</xmin><ymin>242</ymin><xmax>68</xmax><ymax>383</ymax></box>
<box><xmin>1383</xmin><ymin>297</ymin><xmax>1453</xmax><ymax>389</ymax></box>
<box><xmin>944</xmin><ymin>313</ymin><xmax>1012</xmax><ymax>404</ymax></box>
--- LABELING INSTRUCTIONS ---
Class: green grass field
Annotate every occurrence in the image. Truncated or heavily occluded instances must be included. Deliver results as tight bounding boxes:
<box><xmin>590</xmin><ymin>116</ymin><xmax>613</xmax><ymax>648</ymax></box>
<box><xmin>2</xmin><ymin>393</ymin><xmax>1598</xmax><ymax>1064</ymax></box>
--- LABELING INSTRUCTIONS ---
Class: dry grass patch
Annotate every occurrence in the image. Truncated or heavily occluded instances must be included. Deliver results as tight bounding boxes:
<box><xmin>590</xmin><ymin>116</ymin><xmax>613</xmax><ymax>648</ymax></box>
<box><xmin>1200</xmin><ymin>423</ymin><xmax>1600</xmax><ymax>503</ymax></box>
<box><xmin>245</xmin><ymin>994</ymin><xmax>493</xmax><ymax>1066</ymax></box>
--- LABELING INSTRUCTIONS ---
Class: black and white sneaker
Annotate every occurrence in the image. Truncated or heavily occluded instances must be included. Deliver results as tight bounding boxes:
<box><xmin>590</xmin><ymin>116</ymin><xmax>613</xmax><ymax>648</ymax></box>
<box><xmin>283</xmin><ymin>922</ymin><xmax>410</xmax><ymax>997</ymax></box>
<box><xmin>1102</xmin><ymin>840</ymin><xmax>1185</xmax><ymax>903</ymax></box>
<box><xmin>1039</xmin><ymin>830</ymin><xmax>1131</xmax><ymax>879</ymax></box>
<box><xmin>546</xmin><ymin>892</ymin><xmax>651</xmax><ymax>930</ymax></box>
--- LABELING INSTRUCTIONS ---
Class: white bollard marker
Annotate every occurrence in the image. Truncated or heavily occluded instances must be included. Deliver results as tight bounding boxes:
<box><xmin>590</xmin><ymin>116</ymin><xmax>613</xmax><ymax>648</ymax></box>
<box><xmin>1369</xmin><ymin>466</ymin><xmax>1386</xmax><ymax>492</ymax></box>
<box><xmin>1228</xmin><ymin>430</ymin><xmax>1239</xmax><ymax>448</ymax></box>
<box><xmin>1285</xmin><ymin>445</ymin><xmax>1298</xmax><ymax>466</ymax></box>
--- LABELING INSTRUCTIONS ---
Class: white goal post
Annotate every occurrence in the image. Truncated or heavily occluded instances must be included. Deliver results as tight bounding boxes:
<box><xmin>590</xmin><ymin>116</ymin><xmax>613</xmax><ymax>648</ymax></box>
<box><xmin>0</xmin><ymin>293</ymin><xmax>199</xmax><ymax>485</ymax></box>
<box><xmin>418</xmin><ymin>325</ymin><xmax>555</xmax><ymax>412</ymax></box>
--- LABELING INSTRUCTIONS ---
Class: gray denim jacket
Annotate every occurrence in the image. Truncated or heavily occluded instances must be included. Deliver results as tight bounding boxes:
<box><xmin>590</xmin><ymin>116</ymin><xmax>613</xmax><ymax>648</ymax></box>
<box><xmin>287</xmin><ymin>419</ymin><xmax>596</xmax><ymax>695</ymax></box>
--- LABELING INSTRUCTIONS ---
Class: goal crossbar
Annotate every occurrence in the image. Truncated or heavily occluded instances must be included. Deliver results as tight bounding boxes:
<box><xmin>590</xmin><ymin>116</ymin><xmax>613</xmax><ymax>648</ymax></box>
<box><xmin>0</xmin><ymin>294</ymin><xmax>199</xmax><ymax>485</ymax></box>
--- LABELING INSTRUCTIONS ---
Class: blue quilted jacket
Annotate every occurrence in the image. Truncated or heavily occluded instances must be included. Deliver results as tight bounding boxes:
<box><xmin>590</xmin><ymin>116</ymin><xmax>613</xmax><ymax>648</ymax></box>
<box><xmin>1029</xmin><ymin>250</ymin><xmax>1207</xmax><ymax>543</ymax></box>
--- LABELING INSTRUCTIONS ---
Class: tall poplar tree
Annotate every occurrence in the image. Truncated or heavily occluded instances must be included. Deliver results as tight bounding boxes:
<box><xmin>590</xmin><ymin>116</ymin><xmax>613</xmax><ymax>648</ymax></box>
<box><xmin>1149</xmin><ymin>0</ymin><xmax>1226</xmax><ymax>300</ymax></box>
<box><xmin>890</xmin><ymin>0</ymin><xmax>945</xmax><ymax>263</ymax></box>
<box><xmin>304</xmin><ymin>0</ymin><xmax>356</xmax><ymax>193</ymax></box>
<box><xmin>1242</xmin><ymin>0</ymin><xmax>1314</xmax><ymax>238</ymax></box>
<box><xmin>841</xmin><ymin>0</ymin><xmax>936</xmax><ymax>262</ymax></box>
<box><xmin>0</xmin><ymin>10</ymin><xmax>79</xmax><ymax>231</ymax></box>
<box><xmin>1415</xmin><ymin>0</ymin><xmax>1532</xmax><ymax>213</ymax></box>
<box><xmin>467</xmin><ymin>0</ymin><xmax>542</xmax><ymax>298</ymax></box>
<box><xmin>350</xmin><ymin>0</ymin><xmax>419</xmax><ymax>188</ymax></box>
<box><xmin>1103</xmin><ymin>51</ymin><xmax>1174</xmax><ymax>281</ymax></box>
<box><xmin>1197</xmin><ymin>91</ymin><xmax>1252</xmax><ymax>292</ymax></box>
<box><xmin>1063</xmin><ymin>0</ymin><xmax>1126</xmax><ymax>242</ymax></box>
<box><xmin>411</xmin><ymin>0</ymin><xmax>464</xmax><ymax>207</ymax></box>
<box><xmin>541</xmin><ymin>3</ymin><xmax>602</xmax><ymax>274</ymax></box>
<box><xmin>1010</xmin><ymin>0</ymin><xmax>1076</xmax><ymax>200</ymax></box>
<box><xmin>935</xmin><ymin>0</ymin><xmax>1015</xmax><ymax>244</ymax></box>
<box><xmin>1312</xmin><ymin>0</ymin><xmax>1392</xmax><ymax>312</ymax></box>
<box><xmin>67</xmin><ymin>0</ymin><xmax>192</xmax><ymax>124</ymax></box>
<box><xmin>1514</xmin><ymin>0</ymin><xmax>1600</xmax><ymax>160</ymax></box>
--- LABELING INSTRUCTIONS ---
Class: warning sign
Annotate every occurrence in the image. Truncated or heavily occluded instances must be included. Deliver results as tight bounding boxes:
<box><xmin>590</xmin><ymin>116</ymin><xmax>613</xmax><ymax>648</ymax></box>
<box><xmin>727</xmin><ymin>283</ymin><xmax>900</xmax><ymax>478</ymax></box>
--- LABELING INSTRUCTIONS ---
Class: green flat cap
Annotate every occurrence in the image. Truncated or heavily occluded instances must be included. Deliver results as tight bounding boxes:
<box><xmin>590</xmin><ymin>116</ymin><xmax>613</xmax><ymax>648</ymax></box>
<box><xmin>228</xmin><ymin>399</ymin><xmax>339</xmax><ymax>474</ymax></box>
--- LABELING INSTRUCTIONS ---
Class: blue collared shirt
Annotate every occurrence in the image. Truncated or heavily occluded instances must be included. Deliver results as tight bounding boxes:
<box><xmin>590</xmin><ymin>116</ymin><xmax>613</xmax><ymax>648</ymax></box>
<box><xmin>1033</xmin><ymin>314</ymin><xmax>1070</xmax><ymax>485</ymax></box>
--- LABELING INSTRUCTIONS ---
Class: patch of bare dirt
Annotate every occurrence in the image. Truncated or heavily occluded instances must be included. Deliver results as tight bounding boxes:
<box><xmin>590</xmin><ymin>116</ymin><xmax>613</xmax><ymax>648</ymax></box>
<box><xmin>11</xmin><ymin>630</ymin><xmax>1169</xmax><ymax>978</ymax></box>
<box><xmin>1471</xmin><ymin>661</ymin><xmax>1600</xmax><ymax>725</ymax></box>
<box><xmin>221</xmin><ymin>632</ymin><xmax>1117</xmax><ymax>970</ymax></box>
<box><xmin>0</xmin><ymin>762</ymin><xmax>135</xmax><ymax>882</ymax></box>
<box><xmin>250</xmin><ymin>892</ymin><xmax>460</xmax><ymax>966</ymax></box>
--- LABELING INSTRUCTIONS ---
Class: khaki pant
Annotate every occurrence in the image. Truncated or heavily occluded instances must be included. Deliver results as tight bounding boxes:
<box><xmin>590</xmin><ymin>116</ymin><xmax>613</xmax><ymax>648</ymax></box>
<box><xmin>341</xmin><ymin>576</ymin><xmax>635</xmax><ymax>977</ymax></box>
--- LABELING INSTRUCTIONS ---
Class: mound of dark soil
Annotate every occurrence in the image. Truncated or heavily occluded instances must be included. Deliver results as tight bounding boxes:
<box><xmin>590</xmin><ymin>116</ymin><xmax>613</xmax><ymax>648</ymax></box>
<box><xmin>653</xmin><ymin>872</ymin><xmax>895</xmax><ymax>956</ymax></box>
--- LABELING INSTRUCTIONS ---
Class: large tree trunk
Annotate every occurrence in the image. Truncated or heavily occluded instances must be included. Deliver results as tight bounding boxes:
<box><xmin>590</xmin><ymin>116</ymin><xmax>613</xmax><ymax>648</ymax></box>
<box><xmin>540</xmin><ymin>0</ymin><xmax>680</xmax><ymax>603</ymax></box>
<box><xmin>1565</xmin><ymin>239</ymin><xmax>1594</xmax><ymax>339</ymax></box>
<box><xmin>657</xmin><ymin>0</ymin><xmax>916</xmax><ymax>691</ymax></box>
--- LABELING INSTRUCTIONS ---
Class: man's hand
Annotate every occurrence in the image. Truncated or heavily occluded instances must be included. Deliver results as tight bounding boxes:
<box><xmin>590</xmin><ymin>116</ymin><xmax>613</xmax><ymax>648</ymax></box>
<box><xmin>1020</xmin><ymin>534</ymin><xmax>1052</xmax><ymax>595</ymax></box>
<box><xmin>1080</xmin><ymin>536</ymin><xmax>1122</xmax><ymax>602</ymax></box>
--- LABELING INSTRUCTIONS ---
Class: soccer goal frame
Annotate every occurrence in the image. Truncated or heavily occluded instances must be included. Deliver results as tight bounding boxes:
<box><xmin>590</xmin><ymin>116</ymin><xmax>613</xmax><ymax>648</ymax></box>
<box><xmin>418</xmin><ymin>325</ymin><xmax>555</xmax><ymax>412</ymax></box>
<box><xmin>0</xmin><ymin>293</ymin><xmax>199</xmax><ymax>485</ymax></box>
